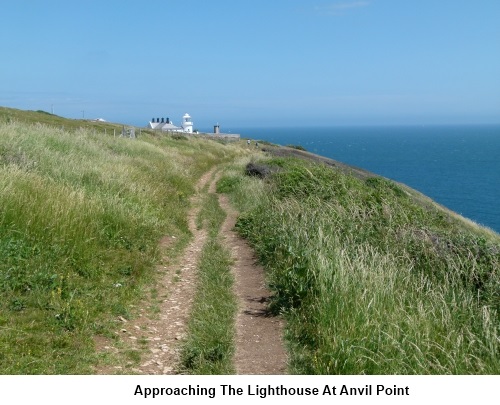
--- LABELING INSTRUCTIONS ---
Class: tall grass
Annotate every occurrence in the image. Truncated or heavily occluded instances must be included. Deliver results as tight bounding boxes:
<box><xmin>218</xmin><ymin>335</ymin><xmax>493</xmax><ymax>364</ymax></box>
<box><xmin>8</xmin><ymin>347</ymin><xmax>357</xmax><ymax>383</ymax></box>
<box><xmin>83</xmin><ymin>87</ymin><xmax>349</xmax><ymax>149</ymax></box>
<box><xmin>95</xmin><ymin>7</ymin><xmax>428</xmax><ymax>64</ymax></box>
<box><xmin>0</xmin><ymin>120</ymin><xmax>243</xmax><ymax>374</ymax></box>
<box><xmin>227</xmin><ymin>157</ymin><xmax>499</xmax><ymax>374</ymax></box>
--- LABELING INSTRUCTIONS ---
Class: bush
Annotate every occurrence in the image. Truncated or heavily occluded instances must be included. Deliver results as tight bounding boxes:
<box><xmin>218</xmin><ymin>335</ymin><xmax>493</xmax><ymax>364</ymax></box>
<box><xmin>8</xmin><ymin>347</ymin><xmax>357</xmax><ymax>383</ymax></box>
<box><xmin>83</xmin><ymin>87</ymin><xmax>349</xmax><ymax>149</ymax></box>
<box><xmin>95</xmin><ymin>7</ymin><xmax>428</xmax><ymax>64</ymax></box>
<box><xmin>286</xmin><ymin>144</ymin><xmax>307</xmax><ymax>151</ymax></box>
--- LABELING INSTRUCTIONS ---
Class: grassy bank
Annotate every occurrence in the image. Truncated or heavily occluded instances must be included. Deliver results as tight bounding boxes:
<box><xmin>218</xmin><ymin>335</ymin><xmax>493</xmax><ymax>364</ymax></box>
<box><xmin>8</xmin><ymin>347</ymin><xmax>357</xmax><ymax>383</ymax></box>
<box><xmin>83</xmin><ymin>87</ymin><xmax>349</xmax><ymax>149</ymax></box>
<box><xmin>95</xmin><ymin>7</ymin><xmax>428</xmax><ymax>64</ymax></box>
<box><xmin>0</xmin><ymin>116</ymin><xmax>244</xmax><ymax>374</ymax></box>
<box><xmin>2</xmin><ymin>106</ymin><xmax>498</xmax><ymax>375</ymax></box>
<box><xmin>221</xmin><ymin>156</ymin><xmax>499</xmax><ymax>374</ymax></box>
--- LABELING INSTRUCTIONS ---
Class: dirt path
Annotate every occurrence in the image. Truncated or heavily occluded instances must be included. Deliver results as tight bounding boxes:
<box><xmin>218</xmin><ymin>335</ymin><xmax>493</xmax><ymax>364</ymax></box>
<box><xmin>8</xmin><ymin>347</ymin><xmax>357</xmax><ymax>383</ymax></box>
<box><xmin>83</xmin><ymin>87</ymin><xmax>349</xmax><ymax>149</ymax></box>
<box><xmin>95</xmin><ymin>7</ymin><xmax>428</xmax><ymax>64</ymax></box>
<box><xmin>96</xmin><ymin>167</ymin><xmax>287</xmax><ymax>374</ymax></box>
<box><xmin>219</xmin><ymin>195</ymin><xmax>288</xmax><ymax>374</ymax></box>
<box><xmin>128</xmin><ymin>169</ymin><xmax>214</xmax><ymax>374</ymax></box>
<box><xmin>95</xmin><ymin>169</ymin><xmax>213</xmax><ymax>374</ymax></box>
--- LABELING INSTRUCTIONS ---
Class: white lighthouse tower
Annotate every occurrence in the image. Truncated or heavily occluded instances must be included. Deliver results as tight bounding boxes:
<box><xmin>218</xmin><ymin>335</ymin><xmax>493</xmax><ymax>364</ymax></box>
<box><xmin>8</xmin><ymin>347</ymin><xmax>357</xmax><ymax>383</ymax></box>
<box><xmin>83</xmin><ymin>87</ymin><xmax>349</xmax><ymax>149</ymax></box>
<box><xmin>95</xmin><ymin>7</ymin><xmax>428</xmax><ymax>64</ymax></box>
<box><xmin>181</xmin><ymin>113</ymin><xmax>193</xmax><ymax>133</ymax></box>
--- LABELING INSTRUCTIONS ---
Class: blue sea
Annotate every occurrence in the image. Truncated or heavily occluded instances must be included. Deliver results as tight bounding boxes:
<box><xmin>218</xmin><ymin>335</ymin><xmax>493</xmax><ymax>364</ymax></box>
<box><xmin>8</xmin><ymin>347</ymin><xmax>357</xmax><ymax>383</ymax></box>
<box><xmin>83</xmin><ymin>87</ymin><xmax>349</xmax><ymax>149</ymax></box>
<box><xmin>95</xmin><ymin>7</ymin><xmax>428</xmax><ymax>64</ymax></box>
<box><xmin>233</xmin><ymin>125</ymin><xmax>500</xmax><ymax>234</ymax></box>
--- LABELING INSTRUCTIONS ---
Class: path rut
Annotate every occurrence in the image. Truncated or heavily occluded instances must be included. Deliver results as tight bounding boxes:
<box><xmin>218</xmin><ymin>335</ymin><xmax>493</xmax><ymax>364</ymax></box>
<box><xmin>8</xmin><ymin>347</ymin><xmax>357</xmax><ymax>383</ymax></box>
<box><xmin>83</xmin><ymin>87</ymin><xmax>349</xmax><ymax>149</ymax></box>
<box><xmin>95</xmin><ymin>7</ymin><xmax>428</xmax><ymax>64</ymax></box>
<box><xmin>219</xmin><ymin>194</ymin><xmax>288</xmax><ymax>374</ymax></box>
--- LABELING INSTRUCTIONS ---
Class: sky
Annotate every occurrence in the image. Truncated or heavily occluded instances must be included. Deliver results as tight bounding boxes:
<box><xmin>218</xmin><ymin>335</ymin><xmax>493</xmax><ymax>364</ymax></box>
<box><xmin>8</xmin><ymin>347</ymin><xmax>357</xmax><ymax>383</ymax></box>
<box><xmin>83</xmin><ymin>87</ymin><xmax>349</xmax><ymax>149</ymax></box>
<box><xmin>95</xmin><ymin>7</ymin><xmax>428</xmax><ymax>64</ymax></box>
<box><xmin>1</xmin><ymin>0</ymin><xmax>499</xmax><ymax>129</ymax></box>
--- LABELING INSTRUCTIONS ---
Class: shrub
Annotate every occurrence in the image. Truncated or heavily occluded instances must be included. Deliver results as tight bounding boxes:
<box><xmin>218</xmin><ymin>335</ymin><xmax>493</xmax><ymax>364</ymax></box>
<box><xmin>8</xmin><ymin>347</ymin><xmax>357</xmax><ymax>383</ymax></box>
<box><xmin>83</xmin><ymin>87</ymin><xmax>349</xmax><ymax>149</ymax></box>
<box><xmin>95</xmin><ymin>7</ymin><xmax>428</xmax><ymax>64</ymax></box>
<box><xmin>286</xmin><ymin>144</ymin><xmax>307</xmax><ymax>151</ymax></box>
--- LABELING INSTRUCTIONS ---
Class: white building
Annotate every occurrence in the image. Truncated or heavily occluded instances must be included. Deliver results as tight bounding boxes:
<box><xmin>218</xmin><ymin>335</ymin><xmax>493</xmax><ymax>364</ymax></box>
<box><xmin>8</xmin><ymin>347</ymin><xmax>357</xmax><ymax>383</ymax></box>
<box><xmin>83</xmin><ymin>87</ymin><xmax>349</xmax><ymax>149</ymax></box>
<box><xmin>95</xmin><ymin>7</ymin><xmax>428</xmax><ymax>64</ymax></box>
<box><xmin>181</xmin><ymin>113</ymin><xmax>193</xmax><ymax>133</ymax></box>
<box><xmin>147</xmin><ymin>113</ymin><xmax>193</xmax><ymax>133</ymax></box>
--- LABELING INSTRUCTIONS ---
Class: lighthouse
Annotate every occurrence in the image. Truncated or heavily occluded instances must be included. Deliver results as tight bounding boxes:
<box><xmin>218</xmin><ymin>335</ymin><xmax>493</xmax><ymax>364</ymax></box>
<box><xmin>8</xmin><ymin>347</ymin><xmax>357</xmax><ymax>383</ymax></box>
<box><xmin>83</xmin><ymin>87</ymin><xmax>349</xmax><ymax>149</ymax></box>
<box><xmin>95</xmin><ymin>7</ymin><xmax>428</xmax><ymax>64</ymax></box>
<box><xmin>181</xmin><ymin>113</ymin><xmax>193</xmax><ymax>133</ymax></box>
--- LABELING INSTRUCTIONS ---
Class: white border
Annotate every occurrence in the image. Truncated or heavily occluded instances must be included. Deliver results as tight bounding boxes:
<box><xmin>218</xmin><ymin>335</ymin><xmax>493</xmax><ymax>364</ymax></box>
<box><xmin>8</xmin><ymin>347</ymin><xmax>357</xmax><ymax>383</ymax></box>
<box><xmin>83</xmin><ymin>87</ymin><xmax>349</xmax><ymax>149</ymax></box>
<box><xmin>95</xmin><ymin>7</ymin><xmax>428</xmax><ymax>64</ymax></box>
<box><xmin>2</xmin><ymin>375</ymin><xmax>499</xmax><ymax>404</ymax></box>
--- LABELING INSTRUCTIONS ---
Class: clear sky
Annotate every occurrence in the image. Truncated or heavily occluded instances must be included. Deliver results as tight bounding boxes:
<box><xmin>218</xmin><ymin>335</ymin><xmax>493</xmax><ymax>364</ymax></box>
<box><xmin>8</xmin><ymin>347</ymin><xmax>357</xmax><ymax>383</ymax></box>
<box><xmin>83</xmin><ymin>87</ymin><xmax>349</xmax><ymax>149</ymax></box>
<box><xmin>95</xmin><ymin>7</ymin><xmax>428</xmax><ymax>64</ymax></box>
<box><xmin>1</xmin><ymin>0</ymin><xmax>499</xmax><ymax>129</ymax></box>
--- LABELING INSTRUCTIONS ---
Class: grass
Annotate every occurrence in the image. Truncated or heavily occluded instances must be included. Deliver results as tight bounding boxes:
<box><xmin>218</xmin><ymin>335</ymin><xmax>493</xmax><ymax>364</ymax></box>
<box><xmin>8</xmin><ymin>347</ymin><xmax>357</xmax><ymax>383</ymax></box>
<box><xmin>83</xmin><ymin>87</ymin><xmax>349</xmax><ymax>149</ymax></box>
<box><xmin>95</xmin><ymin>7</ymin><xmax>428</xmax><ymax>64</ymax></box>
<box><xmin>222</xmin><ymin>156</ymin><xmax>500</xmax><ymax>374</ymax></box>
<box><xmin>179</xmin><ymin>192</ymin><xmax>237</xmax><ymax>374</ymax></box>
<box><xmin>0</xmin><ymin>110</ymin><xmax>246</xmax><ymax>374</ymax></box>
<box><xmin>3</xmin><ymin>105</ymin><xmax>499</xmax><ymax>375</ymax></box>
<box><xmin>0</xmin><ymin>106</ymin><xmax>127</xmax><ymax>135</ymax></box>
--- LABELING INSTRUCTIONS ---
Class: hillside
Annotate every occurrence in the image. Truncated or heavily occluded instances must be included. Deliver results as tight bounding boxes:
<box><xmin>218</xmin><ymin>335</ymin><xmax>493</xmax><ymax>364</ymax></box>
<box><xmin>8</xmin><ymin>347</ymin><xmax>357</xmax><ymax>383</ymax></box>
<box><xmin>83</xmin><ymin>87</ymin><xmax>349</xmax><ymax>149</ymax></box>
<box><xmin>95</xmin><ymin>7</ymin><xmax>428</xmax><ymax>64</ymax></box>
<box><xmin>0</xmin><ymin>108</ymin><xmax>250</xmax><ymax>373</ymax></box>
<box><xmin>0</xmin><ymin>106</ymin><xmax>498</xmax><ymax>374</ymax></box>
<box><xmin>220</xmin><ymin>155</ymin><xmax>499</xmax><ymax>374</ymax></box>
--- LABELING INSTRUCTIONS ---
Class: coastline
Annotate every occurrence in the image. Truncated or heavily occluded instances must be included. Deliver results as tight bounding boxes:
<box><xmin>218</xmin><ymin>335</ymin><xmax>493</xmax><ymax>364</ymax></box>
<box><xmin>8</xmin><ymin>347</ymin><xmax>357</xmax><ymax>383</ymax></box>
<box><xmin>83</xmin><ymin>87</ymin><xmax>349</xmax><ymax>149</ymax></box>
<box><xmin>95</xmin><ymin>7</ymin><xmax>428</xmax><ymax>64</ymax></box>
<box><xmin>236</xmin><ymin>125</ymin><xmax>500</xmax><ymax>234</ymax></box>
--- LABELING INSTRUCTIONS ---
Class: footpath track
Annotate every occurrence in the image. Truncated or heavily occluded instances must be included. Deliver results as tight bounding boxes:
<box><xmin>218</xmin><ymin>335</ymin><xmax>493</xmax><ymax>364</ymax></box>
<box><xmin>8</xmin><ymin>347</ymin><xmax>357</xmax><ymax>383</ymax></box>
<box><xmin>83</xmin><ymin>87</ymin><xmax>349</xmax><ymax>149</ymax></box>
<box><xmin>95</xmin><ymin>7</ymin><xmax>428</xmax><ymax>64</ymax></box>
<box><xmin>96</xmin><ymin>167</ymin><xmax>287</xmax><ymax>374</ymax></box>
<box><xmin>218</xmin><ymin>194</ymin><xmax>287</xmax><ymax>374</ymax></box>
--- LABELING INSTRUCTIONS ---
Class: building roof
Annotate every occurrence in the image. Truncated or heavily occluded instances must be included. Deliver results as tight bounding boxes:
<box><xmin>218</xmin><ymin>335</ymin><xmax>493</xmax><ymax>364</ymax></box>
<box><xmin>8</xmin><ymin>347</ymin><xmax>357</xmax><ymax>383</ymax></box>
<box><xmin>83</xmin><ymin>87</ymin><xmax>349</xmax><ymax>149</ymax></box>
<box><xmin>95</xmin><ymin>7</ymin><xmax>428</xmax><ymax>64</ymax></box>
<box><xmin>148</xmin><ymin>122</ymin><xmax>183</xmax><ymax>131</ymax></box>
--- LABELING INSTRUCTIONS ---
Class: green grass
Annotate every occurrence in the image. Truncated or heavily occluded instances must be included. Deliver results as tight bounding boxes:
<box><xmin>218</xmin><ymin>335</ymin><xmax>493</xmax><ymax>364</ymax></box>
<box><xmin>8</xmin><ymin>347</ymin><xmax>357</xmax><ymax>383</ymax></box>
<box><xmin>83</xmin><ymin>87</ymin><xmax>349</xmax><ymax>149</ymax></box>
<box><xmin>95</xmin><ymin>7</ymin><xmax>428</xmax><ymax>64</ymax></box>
<box><xmin>0</xmin><ymin>106</ymin><xmax>127</xmax><ymax>135</ymax></box>
<box><xmin>3</xmin><ymin>106</ymin><xmax>499</xmax><ymax>375</ymax></box>
<box><xmin>179</xmin><ymin>193</ymin><xmax>237</xmax><ymax>374</ymax></box>
<box><xmin>0</xmin><ymin>111</ymin><xmax>246</xmax><ymax>374</ymax></box>
<box><xmin>223</xmin><ymin>156</ymin><xmax>500</xmax><ymax>374</ymax></box>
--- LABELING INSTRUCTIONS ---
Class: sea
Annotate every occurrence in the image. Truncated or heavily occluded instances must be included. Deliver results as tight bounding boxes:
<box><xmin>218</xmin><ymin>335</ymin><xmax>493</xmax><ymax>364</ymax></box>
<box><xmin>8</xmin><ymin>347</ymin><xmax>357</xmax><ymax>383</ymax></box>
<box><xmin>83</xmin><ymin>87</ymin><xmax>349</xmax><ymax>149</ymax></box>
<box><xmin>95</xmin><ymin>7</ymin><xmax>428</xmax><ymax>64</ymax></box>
<box><xmin>231</xmin><ymin>125</ymin><xmax>500</xmax><ymax>234</ymax></box>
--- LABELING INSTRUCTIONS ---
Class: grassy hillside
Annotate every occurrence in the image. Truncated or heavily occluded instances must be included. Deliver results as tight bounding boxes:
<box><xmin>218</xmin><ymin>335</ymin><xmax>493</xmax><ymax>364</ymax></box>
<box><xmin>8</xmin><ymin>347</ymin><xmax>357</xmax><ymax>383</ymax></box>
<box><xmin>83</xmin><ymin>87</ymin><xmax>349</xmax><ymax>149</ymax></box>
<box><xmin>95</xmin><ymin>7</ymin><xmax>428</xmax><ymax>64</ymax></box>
<box><xmin>1</xmin><ymin>106</ymin><xmax>498</xmax><ymax>374</ymax></box>
<box><xmin>219</xmin><ymin>156</ymin><xmax>499</xmax><ymax>374</ymax></box>
<box><xmin>0</xmin><ymin>109</ymin><xmax>246</xmax><ymax>373</ymax></box>
<box><xmin>0</xmin><ymin>106</ymin><xmax>127</xmax><ymax>133</ymax></box>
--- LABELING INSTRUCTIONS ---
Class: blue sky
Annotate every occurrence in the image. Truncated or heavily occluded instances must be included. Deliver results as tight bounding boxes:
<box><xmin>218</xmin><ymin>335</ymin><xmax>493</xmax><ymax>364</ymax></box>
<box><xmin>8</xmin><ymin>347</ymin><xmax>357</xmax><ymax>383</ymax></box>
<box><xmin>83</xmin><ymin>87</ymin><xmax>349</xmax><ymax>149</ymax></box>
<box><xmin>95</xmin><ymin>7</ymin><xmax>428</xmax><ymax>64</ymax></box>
<box><xmin>1</xmin><ymin>0</ymin><xmax>499</xmax><ymax>129</ymax></box>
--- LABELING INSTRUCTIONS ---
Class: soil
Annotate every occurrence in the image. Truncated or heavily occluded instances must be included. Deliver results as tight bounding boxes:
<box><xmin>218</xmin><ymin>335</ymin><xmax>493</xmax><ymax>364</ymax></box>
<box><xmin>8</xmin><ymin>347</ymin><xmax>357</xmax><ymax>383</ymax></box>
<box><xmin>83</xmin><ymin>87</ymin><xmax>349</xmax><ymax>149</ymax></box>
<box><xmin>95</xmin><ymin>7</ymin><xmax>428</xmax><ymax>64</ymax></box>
<box><xmin>219</xmin><ymin>194</ymin><xmax>287</xmax><ymax>374</ymax></box>
<box><xmin>95</xmin><ymin>167</ymin><xmax>287</xmax><ymax>374</ymax></box>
